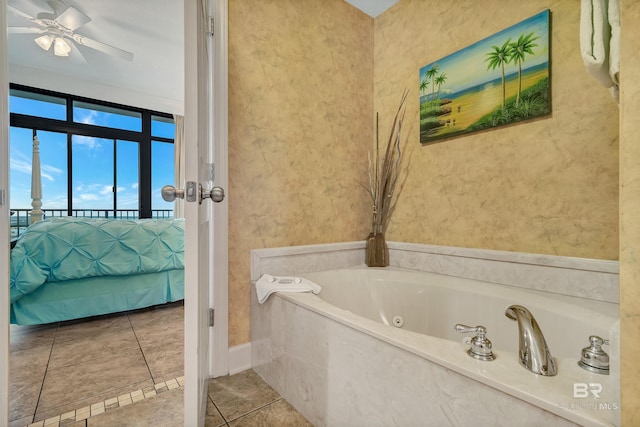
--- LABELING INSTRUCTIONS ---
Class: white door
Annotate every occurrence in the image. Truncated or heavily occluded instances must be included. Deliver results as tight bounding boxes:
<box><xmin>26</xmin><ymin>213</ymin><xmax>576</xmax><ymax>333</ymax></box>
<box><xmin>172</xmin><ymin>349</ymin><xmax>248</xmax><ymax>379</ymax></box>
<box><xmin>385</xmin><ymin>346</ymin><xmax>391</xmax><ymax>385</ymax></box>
<box><xmin>1</xmin><ymin>0</ymin><xmax>11</xmax><ymax>425</ymax></box>
<box><xmin>182</xmin><ymin>0</ymin><xmax>224</xmax><ymax>424</ymax></box>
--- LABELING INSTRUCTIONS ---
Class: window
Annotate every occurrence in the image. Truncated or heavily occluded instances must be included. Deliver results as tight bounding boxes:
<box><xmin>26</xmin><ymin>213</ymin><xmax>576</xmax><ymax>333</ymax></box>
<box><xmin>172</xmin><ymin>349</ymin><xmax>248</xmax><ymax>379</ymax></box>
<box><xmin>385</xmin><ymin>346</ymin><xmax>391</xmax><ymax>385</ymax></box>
<box><xmin>9</xmin><ymin>128</ymin><xmax>68</xmax><ymax>211</ymax></box>
<box><xmin>9</xmin><ymin>84</ymin><xmax>175</xmax><ymax>225</ymax></box>
<box><xmin>73</xmin><ymin>101</ymin><xmax>142</xmax><ymax>132</ymax></box>
<box><xmin>152</xmin><ymin>140</ymin><xmax>175</xmax><ymax>213</ymax></box>
<box><xmin>9</xmin><ymin>89</ymin><xmax>66</xmax><ymax>121</ymax></box>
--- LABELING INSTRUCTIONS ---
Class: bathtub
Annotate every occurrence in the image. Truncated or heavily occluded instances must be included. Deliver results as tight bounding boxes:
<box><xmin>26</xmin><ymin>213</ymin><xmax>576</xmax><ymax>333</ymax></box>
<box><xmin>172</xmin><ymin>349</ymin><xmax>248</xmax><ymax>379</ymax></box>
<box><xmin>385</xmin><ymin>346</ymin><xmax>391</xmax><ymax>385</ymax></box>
<box><xmin>251</xmin><ymin>266</ymin><xmax>620</xmax><ymax>427</ymax></box>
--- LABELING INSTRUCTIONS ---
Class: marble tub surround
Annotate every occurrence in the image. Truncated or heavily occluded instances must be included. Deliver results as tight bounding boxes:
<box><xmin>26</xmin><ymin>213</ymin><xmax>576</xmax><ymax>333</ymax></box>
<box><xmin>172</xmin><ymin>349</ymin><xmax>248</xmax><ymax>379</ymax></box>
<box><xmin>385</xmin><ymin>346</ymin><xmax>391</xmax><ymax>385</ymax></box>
<box><xmin>251</xmin><ymin>242</ymin><xmax>365</xmax><ymax>283</ymax></box>
<box><xmin>252</xmin><ymin>290</ymin><xmax>601</xmax><ymax>427</ymax></box>
<box><xmin>386</xmin><ymin>241</ymin><xmax>619</xmax><ymax>304</ymax></box>
<box><xmin>251</xmin><ymin>241</ymin><xmax>619</xmax><ymax>303</ymax></box>
<box><xmin>252</xmin><ymin>283</ymin><xmax>618</xmax><ymax>427</ymax></box>
<box><xmin>251</xmin><ymin>242</ymin><xmax>620</xmax><ymax>426</ymax></box>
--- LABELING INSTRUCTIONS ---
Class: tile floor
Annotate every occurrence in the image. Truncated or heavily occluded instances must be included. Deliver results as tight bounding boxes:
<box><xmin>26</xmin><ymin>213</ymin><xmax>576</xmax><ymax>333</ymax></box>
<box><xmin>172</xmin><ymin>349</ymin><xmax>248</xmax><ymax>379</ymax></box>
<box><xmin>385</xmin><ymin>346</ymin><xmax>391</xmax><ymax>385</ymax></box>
<box><xmin>9</xmin><ymin>301</ymin><xmax>311</xmax><ymax>426</ymax></box>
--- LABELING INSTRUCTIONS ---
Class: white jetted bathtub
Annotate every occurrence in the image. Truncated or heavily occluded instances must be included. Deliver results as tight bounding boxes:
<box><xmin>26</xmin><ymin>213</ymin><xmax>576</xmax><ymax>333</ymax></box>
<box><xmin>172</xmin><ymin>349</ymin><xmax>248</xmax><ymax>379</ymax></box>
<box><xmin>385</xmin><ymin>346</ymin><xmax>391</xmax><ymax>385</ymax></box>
<box><xmin>251</xmin><ymin>265</ymin><xmax>620</xmax><ymax>427</ymax></box>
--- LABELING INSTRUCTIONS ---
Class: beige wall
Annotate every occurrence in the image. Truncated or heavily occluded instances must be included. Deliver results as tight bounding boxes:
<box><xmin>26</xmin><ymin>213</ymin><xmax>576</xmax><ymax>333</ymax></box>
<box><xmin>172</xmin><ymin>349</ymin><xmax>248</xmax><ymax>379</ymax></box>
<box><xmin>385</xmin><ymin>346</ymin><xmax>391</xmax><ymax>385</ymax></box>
<box><xmin>228</xmin><ymin>0</ymin><xmax>374</xmax><ymax>346</ymax></box>
<box><xmin>620</xmin><ymin>1</ymin><xmax>640</xmax><ymax>424</ymax></box>
<box><xmin>374</xmin><ymin>0</ymin><xmax>619</xmax><ymax>259</ymax></box>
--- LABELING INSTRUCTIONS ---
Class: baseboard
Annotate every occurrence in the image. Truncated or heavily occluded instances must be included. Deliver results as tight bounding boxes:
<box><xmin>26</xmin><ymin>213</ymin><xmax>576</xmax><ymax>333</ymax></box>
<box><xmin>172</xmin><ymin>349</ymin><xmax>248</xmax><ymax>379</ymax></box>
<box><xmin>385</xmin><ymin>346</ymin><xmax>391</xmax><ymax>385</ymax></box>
<box><xmin>228</xmin><ymin>342</ymin><xmax>252</xmax><ymax>375</ymax></box>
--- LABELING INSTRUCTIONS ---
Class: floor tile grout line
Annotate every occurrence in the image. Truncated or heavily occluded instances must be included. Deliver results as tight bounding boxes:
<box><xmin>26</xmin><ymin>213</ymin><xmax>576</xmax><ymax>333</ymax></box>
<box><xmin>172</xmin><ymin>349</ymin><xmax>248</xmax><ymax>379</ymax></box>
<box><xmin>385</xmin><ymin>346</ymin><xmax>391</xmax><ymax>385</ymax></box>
<box><xmin>12</xmin><ymin>304</ymin><xmax>184</xmax><ymax>426</ymax></box>
<box><xmin>126</xmin><ymin>311</ymin><xmax>156</xmax><ymax>382</ymax></box>
<box><xmin>221</xmin><ymin>397</ymin><xmax>284</xmax><ymax>424</ymax></box>
<box><xmin>209</xmin><ymin>395</ymin><xmax>229</xmax><ymax>424</ymax></box>
<box><xmin>21</xmin><ymin>374</ymin><xmax>185</xmax><ymax>427</ymax></box>
<box><xmin>32</xmin><ymin>314</ymin><xmax>157</xmax><ymax>419</ymax></box>
<box><xmin>29</xmin><ymin>322</ymin><xmax>60</xmax><ymax>425</ymax></box>
<box><xmin>34</xmin><ymin>378</ymin><xmax>159</xmax><ymax>417</ymax></box>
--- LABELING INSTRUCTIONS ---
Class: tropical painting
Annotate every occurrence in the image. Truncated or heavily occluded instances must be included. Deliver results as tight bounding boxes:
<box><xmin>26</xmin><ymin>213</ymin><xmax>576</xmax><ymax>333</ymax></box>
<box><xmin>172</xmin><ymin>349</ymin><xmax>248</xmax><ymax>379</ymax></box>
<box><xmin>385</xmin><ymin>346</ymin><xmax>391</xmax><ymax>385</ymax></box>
<box><xmin>419</xmin><ymin>9</ymin><xmax>550</xmax><ymax>144</ymax></box>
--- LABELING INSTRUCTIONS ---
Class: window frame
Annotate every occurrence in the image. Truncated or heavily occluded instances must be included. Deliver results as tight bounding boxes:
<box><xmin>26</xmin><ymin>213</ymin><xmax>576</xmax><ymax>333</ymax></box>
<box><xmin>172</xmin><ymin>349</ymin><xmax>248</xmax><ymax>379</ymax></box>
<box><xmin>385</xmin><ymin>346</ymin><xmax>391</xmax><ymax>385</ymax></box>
<box><xmin>9</xmin><ymin>83</ymin><xmax>174</xmax><ymax>218</ymax></box>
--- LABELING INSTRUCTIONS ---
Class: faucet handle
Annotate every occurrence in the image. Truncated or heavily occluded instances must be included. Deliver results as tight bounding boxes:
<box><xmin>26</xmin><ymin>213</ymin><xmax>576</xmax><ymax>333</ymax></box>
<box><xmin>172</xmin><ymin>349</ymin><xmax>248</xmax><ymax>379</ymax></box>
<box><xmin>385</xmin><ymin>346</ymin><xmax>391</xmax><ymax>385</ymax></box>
<box><xmin>455</xmin><ymin>324</ymin><xmax>495</xmax><ymax>361</ymax></box>
<box><xmin>578</xmin><ymin>335</ymin><xmax>610</xmax><ymax>375</ymax></box>
<box><xmin>455</xmin><ymin>324</ymin><xmax>486</xmax><ymax>335</ymax></box>
<box><xmin>589</xmin><ymin>335</ymin><xmax>610</xmax><ymax>346</ymax></box>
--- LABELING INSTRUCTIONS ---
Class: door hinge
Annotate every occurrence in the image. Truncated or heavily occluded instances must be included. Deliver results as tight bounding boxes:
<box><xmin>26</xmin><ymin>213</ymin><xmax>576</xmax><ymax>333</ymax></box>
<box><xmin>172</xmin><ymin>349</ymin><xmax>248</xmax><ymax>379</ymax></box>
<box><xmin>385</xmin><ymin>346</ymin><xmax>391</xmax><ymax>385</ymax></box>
<box><xmin>207</xmin><ymin>16</ymin><xmax>214</xmax><ymax>37</ymax></box>
<box><xmin>0</xmin><ymin>189</ymin><xmax>5</xmax><ymax>206</ymax></box>
<box><xmin>209</xmin><ymin>308</ymin><xmax>215</xmax><ymax>327</ymax></box>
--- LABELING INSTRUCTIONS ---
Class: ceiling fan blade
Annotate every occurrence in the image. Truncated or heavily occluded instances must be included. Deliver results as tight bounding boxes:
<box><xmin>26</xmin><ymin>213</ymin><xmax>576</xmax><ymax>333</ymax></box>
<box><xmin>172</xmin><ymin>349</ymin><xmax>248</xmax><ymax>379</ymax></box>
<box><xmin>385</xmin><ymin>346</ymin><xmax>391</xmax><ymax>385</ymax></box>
<box><xmin>8</xmin><ymin>26</ymin><xmax>44</xmax><ymax>34</ymax></box>
<box><xmin>7</xmin><ymin>5</ymin><xmax>45</xmax><ymax>26</ymax></box>
<box><xmin>71</xmin><ymin>34</ymin><xmax>134</xmax><ymax>62</ymax></box>
<box><xmin>55</xmin><ymin>6</ymin><xmax>91</xmax><ymax>31</ymax></box>
<box><xmin>45</xmin><ymin>0</ymin><xmax>68</xmax><ymax>15</ymax></box>
<box><xmin>67</xmin><ymin>41</ymin><xmax>88</xmax><ymax>65</ymax></box>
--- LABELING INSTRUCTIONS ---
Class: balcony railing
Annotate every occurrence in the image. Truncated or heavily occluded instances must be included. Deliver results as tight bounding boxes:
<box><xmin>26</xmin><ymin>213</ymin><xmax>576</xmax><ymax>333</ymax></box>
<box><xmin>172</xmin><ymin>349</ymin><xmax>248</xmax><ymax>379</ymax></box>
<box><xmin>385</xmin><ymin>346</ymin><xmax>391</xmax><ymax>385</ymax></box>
<box><xmin>10</xmin><ymin>208</ymin><xmax>174</xmax><ymax>240</ymax></box>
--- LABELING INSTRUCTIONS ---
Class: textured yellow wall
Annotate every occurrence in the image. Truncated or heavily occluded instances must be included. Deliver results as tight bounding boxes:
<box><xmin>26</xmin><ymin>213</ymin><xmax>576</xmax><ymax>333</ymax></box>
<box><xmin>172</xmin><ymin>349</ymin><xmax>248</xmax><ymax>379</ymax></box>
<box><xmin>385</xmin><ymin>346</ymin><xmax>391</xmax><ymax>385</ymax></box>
<box><xmin>374</xmin><ymin>0</ymin><xmax>619</xmax><ymax>259</ymax></box>
<box><xmin>620</xmin><ymin>1</ymin><xmax>640</xmax><ymax>423</ymax></box>
<box><xmin>228</xmin><ymin>0</ymin><xmax>374</xmax><ymax>346</ymax></box>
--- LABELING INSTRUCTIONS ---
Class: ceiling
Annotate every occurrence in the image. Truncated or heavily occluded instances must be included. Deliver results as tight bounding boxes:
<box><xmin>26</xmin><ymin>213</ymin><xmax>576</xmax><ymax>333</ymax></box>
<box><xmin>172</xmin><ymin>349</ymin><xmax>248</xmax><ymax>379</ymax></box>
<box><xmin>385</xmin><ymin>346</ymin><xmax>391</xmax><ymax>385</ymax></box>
<box><xmin>6</xmin><ymin>0</ymin><xmax>396</xmax><ymax>115</ymax></box>
<box><xmin>6</xmin><ymin>0</ymin><xmax>184</xmax><ymax>114</ymax></box>
<box><xmin>345</xmin><ymin>0</ymin><xmax>398</xmax><ymax>18</ymax></box>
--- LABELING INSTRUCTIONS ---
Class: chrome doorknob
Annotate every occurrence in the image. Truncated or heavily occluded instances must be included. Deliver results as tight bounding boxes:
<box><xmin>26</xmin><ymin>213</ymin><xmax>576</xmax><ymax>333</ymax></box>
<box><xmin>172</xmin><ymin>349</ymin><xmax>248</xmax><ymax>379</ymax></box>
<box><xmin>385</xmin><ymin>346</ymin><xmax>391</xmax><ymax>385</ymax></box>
<box><xmin>201</xmin><ymin>186</ymin><xmax>225</xmax><ymax>203</ymax></box>
<box><xmin>161</xmin><ymin>185</ymin><xmax>184</xmax><ymax>202</ymax></box>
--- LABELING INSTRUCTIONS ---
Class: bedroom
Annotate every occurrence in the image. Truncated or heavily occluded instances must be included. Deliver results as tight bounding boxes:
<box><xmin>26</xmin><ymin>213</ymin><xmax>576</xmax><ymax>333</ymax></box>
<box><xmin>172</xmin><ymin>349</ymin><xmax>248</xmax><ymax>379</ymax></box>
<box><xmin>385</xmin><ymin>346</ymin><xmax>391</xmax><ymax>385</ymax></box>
<box><xmin>0</xmin><ymin>0</ymin><xmax>216</xmax><ymax>425</ymax></box>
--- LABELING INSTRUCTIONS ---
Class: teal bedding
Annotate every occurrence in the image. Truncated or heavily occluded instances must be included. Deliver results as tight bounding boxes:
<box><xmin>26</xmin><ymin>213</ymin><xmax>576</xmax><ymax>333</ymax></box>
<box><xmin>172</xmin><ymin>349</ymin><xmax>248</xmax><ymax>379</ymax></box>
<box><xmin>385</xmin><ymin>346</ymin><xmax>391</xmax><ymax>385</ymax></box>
<box><xmin>10</xmin><ymin>217</ymin><xmax>185</xmax><ymax>325</ymax></box>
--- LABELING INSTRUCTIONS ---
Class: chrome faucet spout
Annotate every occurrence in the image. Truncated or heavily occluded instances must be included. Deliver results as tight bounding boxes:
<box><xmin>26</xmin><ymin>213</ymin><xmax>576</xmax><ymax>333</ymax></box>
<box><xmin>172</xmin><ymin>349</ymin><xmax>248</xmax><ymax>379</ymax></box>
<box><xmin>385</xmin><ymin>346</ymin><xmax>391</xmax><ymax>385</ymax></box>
<box><xmin>505</xmin><ymin>305</ymin><xmax>557</xmax><ymax>376</ymax></box>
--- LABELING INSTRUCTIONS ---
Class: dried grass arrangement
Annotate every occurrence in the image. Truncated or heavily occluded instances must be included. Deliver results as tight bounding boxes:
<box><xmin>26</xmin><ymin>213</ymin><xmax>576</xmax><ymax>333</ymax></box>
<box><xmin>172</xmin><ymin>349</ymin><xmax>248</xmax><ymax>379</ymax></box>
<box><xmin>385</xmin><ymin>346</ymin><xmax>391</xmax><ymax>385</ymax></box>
<box><xmin>363</xmin><ymin>90</ymin><xmax>408</xmax><ymax>267</ymax></box>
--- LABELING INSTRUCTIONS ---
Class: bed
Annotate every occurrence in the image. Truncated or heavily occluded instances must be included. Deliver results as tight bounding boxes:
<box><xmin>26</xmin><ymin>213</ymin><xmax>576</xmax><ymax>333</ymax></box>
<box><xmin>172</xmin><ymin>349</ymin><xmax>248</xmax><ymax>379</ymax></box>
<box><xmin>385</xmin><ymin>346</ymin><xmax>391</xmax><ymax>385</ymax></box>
<box><xmin>9</xmin><ymin>217</ymin><xmax>184</xmax><ymax>325</ymax></box>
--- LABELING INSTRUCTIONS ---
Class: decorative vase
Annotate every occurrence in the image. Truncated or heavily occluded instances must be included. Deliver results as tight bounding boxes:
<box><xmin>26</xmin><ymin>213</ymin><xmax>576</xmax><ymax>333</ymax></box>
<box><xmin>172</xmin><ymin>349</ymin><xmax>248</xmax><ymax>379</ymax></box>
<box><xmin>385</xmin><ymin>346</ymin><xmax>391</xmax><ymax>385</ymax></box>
<box><xmin>365</xmin><ymin>232</ymin><xmax>388</xmax><ymax>267</ymax></box>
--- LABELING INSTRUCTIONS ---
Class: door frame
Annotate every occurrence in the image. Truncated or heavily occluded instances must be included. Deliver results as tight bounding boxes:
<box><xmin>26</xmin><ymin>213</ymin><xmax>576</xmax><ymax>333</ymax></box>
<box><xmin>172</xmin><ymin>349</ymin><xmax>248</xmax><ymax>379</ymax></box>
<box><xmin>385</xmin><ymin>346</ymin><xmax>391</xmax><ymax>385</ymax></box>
<box><xmin>209</xmin><ymin>0</ymin><xmax>229</xmax><ymax>379</ymax></box>
<box><xmin>1</xmin><ymin>0</ymin><xmax>11</xmax><ymax>424</ymax></box>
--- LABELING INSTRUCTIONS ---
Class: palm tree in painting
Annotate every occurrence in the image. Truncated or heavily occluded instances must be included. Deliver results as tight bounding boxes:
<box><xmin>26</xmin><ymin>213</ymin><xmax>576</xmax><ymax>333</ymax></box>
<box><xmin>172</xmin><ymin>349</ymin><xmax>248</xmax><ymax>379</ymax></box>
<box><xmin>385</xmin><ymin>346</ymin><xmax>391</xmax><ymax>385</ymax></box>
<box><xmin>509</xmin><ymin>32</ymin><xmax>539</xmax><ymax>107</ymax></box>
<box><xmin>485</xmin><ymin>38</ymin><xmax>512</xmax><ymax>112</ymax></box>
<box><xmin>425</xmin><ymin>65</ymin><xmax>440</xmax><ymax>105</ymax></box>
<box><xmin>419</xmin><ymin>77</ymin><xmax>429</xmax><ymax>103</ymax></box>
<box><xmin>434</xmin><ymin>73</ymin><xmax>448</xmax><ymax>103</ymax></box>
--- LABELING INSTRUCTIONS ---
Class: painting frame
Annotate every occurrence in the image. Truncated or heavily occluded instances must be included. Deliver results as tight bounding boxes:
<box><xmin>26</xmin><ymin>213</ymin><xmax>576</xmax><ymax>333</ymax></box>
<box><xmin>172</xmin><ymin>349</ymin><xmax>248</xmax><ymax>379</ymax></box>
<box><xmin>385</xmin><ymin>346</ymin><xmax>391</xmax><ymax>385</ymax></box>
<box><xmin>419</xmin><ymin>9</ymin><xmax>551</xmax><ymax>145</ymax></box>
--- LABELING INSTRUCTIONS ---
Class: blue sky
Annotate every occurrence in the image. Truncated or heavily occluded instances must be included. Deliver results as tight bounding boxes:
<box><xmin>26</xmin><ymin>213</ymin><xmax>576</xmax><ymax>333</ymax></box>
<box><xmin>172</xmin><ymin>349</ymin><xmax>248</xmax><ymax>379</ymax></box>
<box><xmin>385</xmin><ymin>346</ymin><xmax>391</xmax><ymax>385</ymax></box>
<box><xmin>419</xmin><ymin>9</ymin><xmax>550</xmax><ymax>96</ymax></box>
<box><xmin>9</xmin><ymin>94</ymin><xmax>175</xmax><ymax>214</ymax></box>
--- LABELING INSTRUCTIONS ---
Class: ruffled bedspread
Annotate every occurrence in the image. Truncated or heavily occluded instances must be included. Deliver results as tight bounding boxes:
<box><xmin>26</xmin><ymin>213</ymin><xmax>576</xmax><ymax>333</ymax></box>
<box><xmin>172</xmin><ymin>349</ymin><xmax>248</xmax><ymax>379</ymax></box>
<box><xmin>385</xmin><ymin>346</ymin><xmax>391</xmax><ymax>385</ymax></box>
<box><xmin>10</xmin><ymin>217</ymin><xmax>184</xmax><ymax>304</ymax></box>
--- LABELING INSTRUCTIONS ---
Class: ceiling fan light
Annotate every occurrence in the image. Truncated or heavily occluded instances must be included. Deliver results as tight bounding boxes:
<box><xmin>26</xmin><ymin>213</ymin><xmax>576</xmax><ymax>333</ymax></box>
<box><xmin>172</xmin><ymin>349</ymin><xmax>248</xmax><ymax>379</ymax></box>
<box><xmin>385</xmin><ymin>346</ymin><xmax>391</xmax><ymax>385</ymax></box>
<box><xmin>34</xmin><ymin>34</ymin><xmax>53</xmax><ymax>51</ymax></box>
<box><xmin>53</xmin><ymin>37</ymin><xmax>71</xmax><ymax>57</ymax></box>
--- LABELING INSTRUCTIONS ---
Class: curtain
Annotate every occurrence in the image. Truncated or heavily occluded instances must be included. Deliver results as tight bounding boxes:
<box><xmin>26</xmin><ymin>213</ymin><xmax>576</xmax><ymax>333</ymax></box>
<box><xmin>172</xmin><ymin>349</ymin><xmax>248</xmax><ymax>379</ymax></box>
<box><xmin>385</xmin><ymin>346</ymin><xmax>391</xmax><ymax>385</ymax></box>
<box><xmin>173</xmin><ymin>115</ymin><xmax>185</xmax><ymax>218</ymax></box>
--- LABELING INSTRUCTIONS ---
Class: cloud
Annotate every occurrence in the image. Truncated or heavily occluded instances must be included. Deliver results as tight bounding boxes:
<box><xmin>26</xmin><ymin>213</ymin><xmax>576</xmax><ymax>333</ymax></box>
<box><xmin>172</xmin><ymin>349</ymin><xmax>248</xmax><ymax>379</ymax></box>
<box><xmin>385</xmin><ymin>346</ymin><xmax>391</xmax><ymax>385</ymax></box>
<box><xmin>76</xmin><ymin>110</ymin><xmax>103</xmax><ymax>126</ymax></box>
<box><xmin>10</xmin><ymin>156</ymin><xmax>63</xmax><ymax>182</ymax></box>
<box><xmin>9</xmin><ymin>157</ymin><xmax>31</xmax><ymax>175</ymax></box>
<box><xmin>40</xmin><ymin>164</ymin><xmax>63</xmax><ymax>182</ymax></box>
<box><xmin>73</xmin><ymin>135</ymin><xmax>103</xmax><ymax>151</ymax></box>
<box><xmin>74</xmin><ymin>183</ymin><xmax>113</xmax><ymax>205</ymax></box>
<box><xmin>79</xmin><ymin>193</ymin><xmax>100</xmax><ymax>201</ymax></box>
<box><xmin>99</xmin><ymin>185</ymin><xmax>114</xmax><ymax>196</ymax></box>
<box><xmin>42</xmin><ymin>194</ymin><xmax>69</xmax><ymax>210</ymax></box>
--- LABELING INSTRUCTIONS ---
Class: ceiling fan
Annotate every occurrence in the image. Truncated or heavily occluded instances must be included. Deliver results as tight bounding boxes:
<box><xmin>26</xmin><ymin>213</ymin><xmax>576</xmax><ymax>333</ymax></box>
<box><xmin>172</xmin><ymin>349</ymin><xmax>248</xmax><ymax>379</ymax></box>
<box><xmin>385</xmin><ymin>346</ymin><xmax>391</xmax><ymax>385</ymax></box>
<box><xmin>8</xmin><ymin>0</ymin><xmax>134</xmax><ymax>61</ymax></box>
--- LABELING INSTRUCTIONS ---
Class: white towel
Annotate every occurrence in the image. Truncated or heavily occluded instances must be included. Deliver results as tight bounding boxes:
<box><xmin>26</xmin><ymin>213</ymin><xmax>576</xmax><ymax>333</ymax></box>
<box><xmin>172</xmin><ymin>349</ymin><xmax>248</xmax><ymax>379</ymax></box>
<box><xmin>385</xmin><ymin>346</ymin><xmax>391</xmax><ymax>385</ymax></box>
<box><xmin>255</xmin><ymin>274</ymin><xmax>322</xmax><ymax>304</ymax></box>
<box><xmin>580</xmin><ymin>0</ymin><xmax>614</xmax><ymax>89</ymax></box>
<box><xmin>608</xmin><ymin>0</ymin><xmax>620</xmax><ymax>102</ymax></box>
